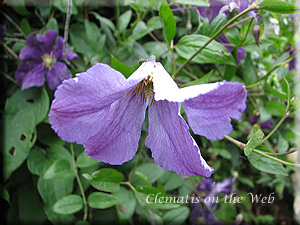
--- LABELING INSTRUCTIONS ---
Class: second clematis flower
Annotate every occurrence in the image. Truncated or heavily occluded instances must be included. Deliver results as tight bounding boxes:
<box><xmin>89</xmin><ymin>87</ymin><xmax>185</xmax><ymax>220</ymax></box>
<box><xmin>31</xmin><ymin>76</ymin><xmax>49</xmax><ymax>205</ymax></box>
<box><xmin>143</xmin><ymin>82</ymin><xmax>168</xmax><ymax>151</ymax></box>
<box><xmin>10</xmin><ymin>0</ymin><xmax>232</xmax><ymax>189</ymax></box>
<box><xmin>49</xmin><ymin>56</ymin><xmax>247</xmax><ymax>177</ymax></box>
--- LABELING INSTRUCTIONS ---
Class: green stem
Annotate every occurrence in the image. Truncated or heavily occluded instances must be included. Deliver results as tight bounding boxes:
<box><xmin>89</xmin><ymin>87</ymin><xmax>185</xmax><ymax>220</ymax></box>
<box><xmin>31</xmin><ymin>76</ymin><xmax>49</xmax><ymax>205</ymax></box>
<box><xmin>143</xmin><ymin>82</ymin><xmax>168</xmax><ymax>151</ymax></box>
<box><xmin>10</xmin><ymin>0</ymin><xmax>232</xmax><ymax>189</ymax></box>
<box><xmin>253</xmin><ymin>149</ymin><xmax>300</xmax><ymax>167</ymax></box>
<box><xmin>224</xmin><ymin>135</ymin><xmax>300</xmax><ymax>167</ymax></box>
<box><xmin>70</xmin><ymin>143</ymin><xmax>88</xmax><ymax>221</ymax></box>
<box><xmin>63</xmin><ymin>0</ymin><xmax>72</xmax><ymax>62</ymax></box>
<box><xmin>260</xmin><ymin>111</ymin><xmax>290</xmax><ymax>144</ymax></box>
<box><xmin>246</xmin><ymin>49</ymin><xmax>299</xmax><ymax>89</ymax></box>
<box><xmin>172</xmin><ymin>5</ymin><xmax>256</xmax><ymax>77</ymax></box>
<box><xmin>224</xmin><ymin>135</ymin><xmax>246</xmax><ymax>148</ymax></box>
<box><xmin>128</xmin><ymin>131</ymin><xmax>147</xmax><ymax>183</ymax></box>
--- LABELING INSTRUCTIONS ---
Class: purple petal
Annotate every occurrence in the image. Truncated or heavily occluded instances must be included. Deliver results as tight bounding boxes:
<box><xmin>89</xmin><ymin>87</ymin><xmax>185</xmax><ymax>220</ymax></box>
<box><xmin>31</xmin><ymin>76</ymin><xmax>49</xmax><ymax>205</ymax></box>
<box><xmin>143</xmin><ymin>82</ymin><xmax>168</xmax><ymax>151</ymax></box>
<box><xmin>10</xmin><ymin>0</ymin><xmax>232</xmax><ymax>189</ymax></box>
<box><xmin>198</xmin><ymin>0</ymin><xmax>224</xmax><ymax>22</ymax></box>
<box><xmin>15</xmin><ymin>63</ymin><xmax>46</xmax><ymax>89</ymax></box>
<box><xmin>84</xmin><ymin>94</ymin><xmax>147</xmax><ymax>164</ymax></box>
<box><xmin>215</xmin><ymin>178</ymin><xmax>233</xmax><ymax>194</ymax></box>
<box><xmin>145</xmin><ymin>101</ymin><xmax>214</xmax><ymax>177</ymax></box>
<box><xmin>183</xmin><ymin>81</ymin><xmax>247</xmax><ymax>140</ymax></box>
<box><xmin>46</xmin><ymin>62</ymin><xmax>72</xmax><ymax>90</ymax></box>
<box><xmin>49</xmin><ymin>63</ymin><xmax>141</xmax><ymax>144</ymax></box>
<box><xmin>66</xmin><ymin>45</ymin><xmax>78</xmax><ymax>61</ymax></box>
<box><xmin>239</xmin><ymin>0</ymin><xmax>250</xmax><ymax>12</ymax></box>
<box><xmin>52</xmin><ymin>36</ymin><xmax>64</xmax><ymax>60</ymax></box>
<box><xmin>19</xmin><ymin>35</ymin><xmax>44</xmax><ymax>61</ymax></box>
<box><xmin>36</xmin><ymin>29</ymin><xmax>57</xmax><ymax>53</ymax></box>
<box><xmin>237</xmin><ymin>47</ymin><xmax>246</xmax><ymax>63</ymax></box>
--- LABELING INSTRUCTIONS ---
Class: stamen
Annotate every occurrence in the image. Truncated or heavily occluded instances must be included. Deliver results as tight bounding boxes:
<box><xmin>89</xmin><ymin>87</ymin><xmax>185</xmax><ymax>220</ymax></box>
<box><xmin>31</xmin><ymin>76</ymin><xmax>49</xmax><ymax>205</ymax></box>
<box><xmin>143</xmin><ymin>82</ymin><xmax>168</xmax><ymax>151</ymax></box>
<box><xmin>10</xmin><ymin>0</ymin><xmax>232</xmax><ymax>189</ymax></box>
<box><xmin>125</xmin><ymin>75</ymin><xmax>155</xmax><ymax>106</ymax></box>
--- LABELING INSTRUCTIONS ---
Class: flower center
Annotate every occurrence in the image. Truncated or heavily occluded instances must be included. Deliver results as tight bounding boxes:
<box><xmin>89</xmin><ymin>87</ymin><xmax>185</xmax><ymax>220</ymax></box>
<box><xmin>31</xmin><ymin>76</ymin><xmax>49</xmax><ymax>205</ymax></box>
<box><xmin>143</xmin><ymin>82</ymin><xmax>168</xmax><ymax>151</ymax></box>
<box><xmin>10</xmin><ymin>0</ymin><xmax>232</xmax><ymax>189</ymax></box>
<box><xmin>126</xmin><ymin>75</ymin><xmax>155</xmax><ymax>105</ymax></box>
<box><xmin>42</xmin><ymin>52</ymin><xmax>57</xmax><ymax>70</ymax></box>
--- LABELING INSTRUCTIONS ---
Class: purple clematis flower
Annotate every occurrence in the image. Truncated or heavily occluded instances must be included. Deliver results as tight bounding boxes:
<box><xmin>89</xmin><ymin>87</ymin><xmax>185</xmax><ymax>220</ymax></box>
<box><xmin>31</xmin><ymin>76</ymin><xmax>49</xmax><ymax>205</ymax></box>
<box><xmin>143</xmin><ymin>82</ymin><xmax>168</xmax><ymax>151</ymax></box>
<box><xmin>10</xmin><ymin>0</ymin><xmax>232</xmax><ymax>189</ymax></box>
<box><xmin>199</xmin><ymin>0</ymin><xmax>253</xmax><ymax>63</ymax></box>
<box><xmin>49</xmin><ymin>56</ymin><xmax>247</xmax><ymax>177</ymax></box>
<box><xmin>15</xmin><ymin>29</ymin><xmax>78</xmax><ymax>90</ymax></box>
<box><xmin>198</xmin><ymin>0</ymin><xmax>250</xmax><ymax>22</ymax></box>
<box><xmin>190</xmin><ymin>177</ymin><xmax>234</xmax><ymax>224</ymax></box>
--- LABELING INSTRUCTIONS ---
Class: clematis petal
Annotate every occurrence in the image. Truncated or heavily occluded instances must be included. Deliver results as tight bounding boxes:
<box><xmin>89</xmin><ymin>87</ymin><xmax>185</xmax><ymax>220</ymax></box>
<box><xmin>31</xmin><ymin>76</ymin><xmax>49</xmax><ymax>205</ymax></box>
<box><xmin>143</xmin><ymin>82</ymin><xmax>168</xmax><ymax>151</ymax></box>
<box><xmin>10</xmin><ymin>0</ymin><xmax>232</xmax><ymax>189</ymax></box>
<box><xmin>46</xmin><ymin>62</ymin><xmax>72</xmax><ymax>90</ymax></box>
<box><xmin>49</xmin><ymin>63</ymin><xmax>142</xmax><ymax>144</ymax></box>
<box><xmin>36</xmin><ymin>29</ymin><xmax>58</xmax><ymax>53</ymax></box>
<box><xmin>15</xmin><ymin>63</ymin><xmax>46</xmax><ymax>89</ymax></box>
<box><xmin>127</xmin><ymin>56</ymin><xmax>180</xmax><ymax>102</ymax></box>
<box><xmin>182</xmin><ymin>81</ymin><xmax>247</xmax><ymax>140</ymax></box>
<box><xmin>84</xmin><ymin>94</ymin><xmax>148</xmax><ymax>164</ymax></box>
<box><xmin>19</xmin><ymin>35</ymin><xmax>44</xmax><ymax>61</ymax></box>
<box><xmin>145</xmin><ymin>100</ymin><xmax>214</xmax><ymax>177</ymax></box>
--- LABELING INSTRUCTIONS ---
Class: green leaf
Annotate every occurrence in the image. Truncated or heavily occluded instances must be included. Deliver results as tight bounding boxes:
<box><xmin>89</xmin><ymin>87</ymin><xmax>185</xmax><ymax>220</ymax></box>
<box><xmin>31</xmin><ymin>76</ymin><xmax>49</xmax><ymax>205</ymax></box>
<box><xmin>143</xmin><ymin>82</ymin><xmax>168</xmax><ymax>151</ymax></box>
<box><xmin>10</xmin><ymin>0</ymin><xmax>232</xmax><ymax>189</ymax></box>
<box><xmin>37</xmin><ymin>123</ymin><xmax>65</xmax><ymax>146</ymax></box>
<box><xmin>20</xmin><ymin>18</ymin><xmax>31</xmax><ymax>36</ymax></box>
<box><xmin>53</xmin><ymin>0</ymin><xmax>78</xmax><ymax>14</ymax></box>
<box><xmin>243</xmin><ymin>38</ymin><xmax>274</xmax><ymax>52</ymax></box>
<box><xmin>159</xmin><ymin>0</ymin><xmax>176</xmax><ymax>43</ymax></box>
<box><xmin>134</xmin><ymin>162</ymin><xmax>165</xmax><ymax>184</ymax></box>
<box><xmin>131</xmin><ymin>171</ymin><xmax>152</xmax><ymax>187</ymax></box>
<box><xmin>38</xmin><ymin>177</ymin><xmax>74</xmax><ymax>205</ymax></box>
<box><xmin>2</xmin><ymin>88</ymin><xmax>49</xmax><ymax>181</ymax></box>
<box><xmin>7</xmin><ymin>0</ymin><xmax>30</xmax><ymax>15</ymax></box>
<box><xmin>130</xmin><ymin>21</ymin><xmax>149</xmax><ymax>41</ymax></box>
<box><xmin>170</xmin><ymin>0</ymin><xmax>209</xmax><ymax>7</ymax></box>
<box><xmin>259</xmin><ymin>0</ymin><xmax>300</xmax><ymax>14</ymax></box>
<box><xmin>111</xmin><ymin>55</ymin><xmax>135</xmax><ymax>78</ymax></box>
<box><xmin>175</xmin><ymin>34</ymin><xmax>236</xmax><ymax>65</ymax></box>
<box><xmin>265</xmin><ymin>100</ymin><xmax>286</xmax><ymax>116</ymax></box>
<box><xmin>244</xmin><ymin>129</ymin><xmax>264</xmax><ymax>156</ymax></box>
<box><xmin>53</xmin><ymin>195</ymin><xmax>83</xmax><ymax>215</ymax></box>
<box><xmin>135</xmin><ymin>186</ymin><xmax>180</xmax><ymax>209</ymax></box>
<box><xmin>162</xmin><ymin>206</ymin><xmax>190</xmax><ymax>225</ymax></box>
<box><xmin>91</xmin><ymin>11</ymin><xmax>116</xmax><ymax>31</ymax></box>
<box><xmin>44</xmin><ymin>202</ymin><xmax>73</xmax><ymax>225</ymax></box>
<box><xmin>113</xmin><ymin>187</ymin><xmax>136</xmax><ymax>223</ymax></box>
<box><xmin>180</xmin><ymin>70</ymin><xmax>213</xmax><ymax>87</ymax></box>
<box><xmin>37</xmin><ymin>175</ymin><xmax>74</xmax><ymax>224</ymax></box>
<box><xmin>44</xmin><ymin>159</ymin><xmax>74</xmax><ymax>180</ymax></box>
<box><xmin>84</xmin><ymin>20</ymin><xmax>101</xmax><ymax>51</ymax></box>
<box><xmin>0</xmin><ymin>185</ymin><xmax>10</xmax><ymax>203</ymax></box>
<box><xmin>88</xmin><ymin>192</ymin><xmax>118</xmax><ymax>209</ymax></box>
<box><xmin>118</xmin><ymin>10</ymin><xmax>132</xmax><ymax>33</ymax></box>
<box><xmin>46</xmin><ymin>18</ymin><xmax>59</xmax><ymax>32</ymax></box>
<box><xmin>27</xmin><ymin>145</ymin><xmax>73</xmax><ymax>177</ymax></box>
<box><xmin>76</xmin><ymin>152</ymin><xmax>99</xmax><ymax>168</ymax></box>
<box><xmin>247</xmin><ymin>151</ymin><xmax>287</xmax><ymax>176</ymax></box>
<box><xmin>27</xmin><ymin>147</ymin><xmax>52</xmax><ymax>176</ymax></box>
<box><xmin>147</xmin><ymin>16</ymin><xmax>163</xmax><ymax>31</ymax></box>
<box><xmin>84</xmin><ymin>168</ymin><xmax>124</xmax><ymax>192</ymax></box>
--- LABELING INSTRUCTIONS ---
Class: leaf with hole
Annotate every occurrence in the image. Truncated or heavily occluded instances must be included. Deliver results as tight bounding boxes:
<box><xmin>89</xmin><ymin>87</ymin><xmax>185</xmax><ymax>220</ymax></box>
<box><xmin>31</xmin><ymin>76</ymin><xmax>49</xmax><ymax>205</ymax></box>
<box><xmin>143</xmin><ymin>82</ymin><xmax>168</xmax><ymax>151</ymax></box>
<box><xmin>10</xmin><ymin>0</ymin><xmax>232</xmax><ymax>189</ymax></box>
<box><xmin>2</xmin><ymin>88</ymin><xmax>49</xmax><ymax>181</ymax></box>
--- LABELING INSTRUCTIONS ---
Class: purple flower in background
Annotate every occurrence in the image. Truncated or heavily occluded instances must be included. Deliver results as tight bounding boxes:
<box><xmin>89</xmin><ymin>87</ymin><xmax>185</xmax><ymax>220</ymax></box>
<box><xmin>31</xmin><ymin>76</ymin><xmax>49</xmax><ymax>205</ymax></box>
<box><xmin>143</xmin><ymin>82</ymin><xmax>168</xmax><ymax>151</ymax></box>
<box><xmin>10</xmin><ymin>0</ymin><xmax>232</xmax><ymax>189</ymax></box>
<box><xmin>15</xmin><ymin>29</ymin><xmax>78</xmax><ymax>90</ymax></box>
<box><xmin>190</xmin><ymin>177</ymin><xmax>234</xmax><ymax>224</ymax></box>
<box><xmin>49</xmin><ymin>56</ymin><xmax>247</xmax><ymax>177</ymax></box>
<box><xmin>198</xmin><ymin>0</ymin><xmax>250</xmax><ymax>22</ymax></box>
<box><xmin>250</xmin><ymin>114</ymin><xmax>274</xmax><ymax>130</ymax></box>
<box><xmin>199</xmin><ymin>0</ymin><xmax>253</xmax><ymax>63</ymax></box>
<box><xmin>218</xmin><ymin>33</ymin><xmax>247</xmax><ymax>64</ymax></box>
<box><xmin>0</xmin><ymin>23</ymin><xmax>7</xmax><ymax>37</ymax></box>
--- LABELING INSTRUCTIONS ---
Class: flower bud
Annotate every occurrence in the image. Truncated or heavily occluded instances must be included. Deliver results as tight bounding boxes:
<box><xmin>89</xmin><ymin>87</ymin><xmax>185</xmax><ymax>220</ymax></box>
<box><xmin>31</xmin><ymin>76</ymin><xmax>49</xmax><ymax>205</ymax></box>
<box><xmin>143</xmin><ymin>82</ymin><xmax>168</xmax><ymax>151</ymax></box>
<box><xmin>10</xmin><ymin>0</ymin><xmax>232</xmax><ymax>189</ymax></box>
<box><xmin>252</xmin><ymin>25</ymin><xmax>261</xmax><ymax>47</ymax></box>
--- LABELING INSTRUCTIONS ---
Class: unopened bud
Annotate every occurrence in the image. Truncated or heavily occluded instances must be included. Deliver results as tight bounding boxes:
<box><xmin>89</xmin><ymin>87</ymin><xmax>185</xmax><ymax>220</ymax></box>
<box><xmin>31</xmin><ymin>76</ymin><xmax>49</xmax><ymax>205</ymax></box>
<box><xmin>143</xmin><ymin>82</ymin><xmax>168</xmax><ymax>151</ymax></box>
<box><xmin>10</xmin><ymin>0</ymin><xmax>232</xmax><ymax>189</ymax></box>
<box><xmin>253</xmin><ymin>25</ymin><xmax>261</xmax><ymax>47</ymax></box>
